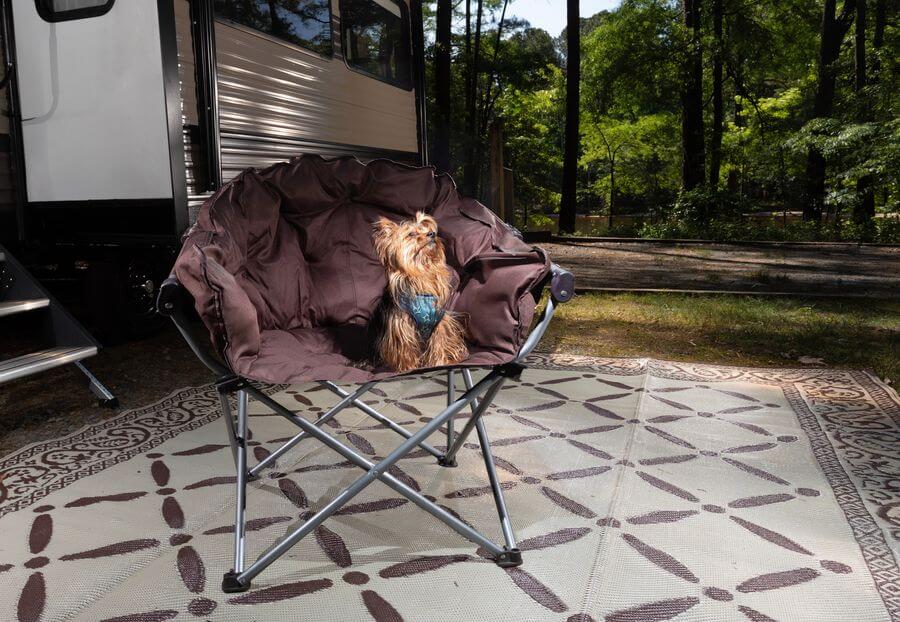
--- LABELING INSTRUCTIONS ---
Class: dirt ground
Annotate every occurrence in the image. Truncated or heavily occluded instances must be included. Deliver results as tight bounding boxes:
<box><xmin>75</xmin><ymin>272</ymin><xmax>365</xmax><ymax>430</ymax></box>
<box><xmin>0</xmin><ymin>324</ymin><xmax>209</xmax><ymax>457</ymax></box>
<box><xmin>2</xmin><ymin>240</ymin><xmax>897</xmax><ymax>457</ymax></box>
<box><xmin>543</xmin><ymin>240</ymin><xmax>900</xmax><ymax>297</ymax></box>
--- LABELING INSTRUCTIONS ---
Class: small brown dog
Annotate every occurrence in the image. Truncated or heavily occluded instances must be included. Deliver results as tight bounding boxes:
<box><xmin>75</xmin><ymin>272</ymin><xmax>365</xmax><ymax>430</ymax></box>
<box><xmin>372</xmin><ymin>212</ymin><xmax>468</xmax><ymax>372</ymax></box>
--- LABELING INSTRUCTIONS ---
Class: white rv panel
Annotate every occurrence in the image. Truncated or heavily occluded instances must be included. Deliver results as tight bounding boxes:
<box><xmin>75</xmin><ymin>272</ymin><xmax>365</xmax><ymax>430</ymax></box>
<box><xmin>12</xmin><ymin>0</ymin><xmax>174</xmax><ymax>202</ymax></box>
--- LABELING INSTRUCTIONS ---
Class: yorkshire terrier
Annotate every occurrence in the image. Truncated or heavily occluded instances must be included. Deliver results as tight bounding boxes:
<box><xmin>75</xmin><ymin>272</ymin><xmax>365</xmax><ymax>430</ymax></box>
<box><xmin>372</xmin><ymin>212</ymin><xmax>468</xmax><ymax>373</ymax></box>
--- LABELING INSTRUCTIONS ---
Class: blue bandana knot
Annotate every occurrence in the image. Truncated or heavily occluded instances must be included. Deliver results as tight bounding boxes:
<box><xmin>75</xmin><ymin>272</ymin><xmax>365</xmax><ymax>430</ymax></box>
<box><xmin>397</xmin><ymin>293</ymin><xmax>445</xmax><ymax>339</ymax></box>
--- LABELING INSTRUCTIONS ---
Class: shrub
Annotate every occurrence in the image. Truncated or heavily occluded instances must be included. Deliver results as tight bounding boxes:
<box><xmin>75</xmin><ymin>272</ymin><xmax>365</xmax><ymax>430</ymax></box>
<box><xmin>636</xmin><ymin>216</ymin><xmax>900</xmax><ymax>243</ymax></box>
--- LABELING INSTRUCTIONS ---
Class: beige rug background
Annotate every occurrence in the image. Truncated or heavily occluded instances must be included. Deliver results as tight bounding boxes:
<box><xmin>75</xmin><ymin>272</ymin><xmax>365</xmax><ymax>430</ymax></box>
<box><xmin>1</xmin><ymin>354</ymin><xmax>898</xmax><ymax>622</ymax></box>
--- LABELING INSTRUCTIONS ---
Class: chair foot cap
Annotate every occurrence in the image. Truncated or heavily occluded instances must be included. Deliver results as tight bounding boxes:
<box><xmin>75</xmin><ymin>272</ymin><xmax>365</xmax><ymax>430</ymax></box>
<box><xmin>222</xmin><ymin>572</ymin><xmax>251</xmax><ymax>593</ymax></box>
<box><xmin>437</xmin><ymin>456</ymin><xmax>458</xmax><ymax>468</ymax></box>
<box><xmin>494</xmin><ymin>548</ymin><xmax>522</xmax><ymax>568</ymax></box>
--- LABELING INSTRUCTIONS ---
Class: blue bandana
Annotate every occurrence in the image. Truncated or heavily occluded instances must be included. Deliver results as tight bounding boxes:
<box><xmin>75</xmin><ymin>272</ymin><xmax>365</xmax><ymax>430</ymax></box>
<box><xmin>397</xmin><ymin>293</ymin><xmax>445</xmax><ymax>339</ymax></box>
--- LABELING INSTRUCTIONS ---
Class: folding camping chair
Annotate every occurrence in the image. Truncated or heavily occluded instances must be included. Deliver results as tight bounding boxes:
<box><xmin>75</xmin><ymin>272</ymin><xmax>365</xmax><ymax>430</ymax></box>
<box><xmin>157</xmin><ymin>156</ymin><xmax>574</xmax><ymax>593</ymax></box>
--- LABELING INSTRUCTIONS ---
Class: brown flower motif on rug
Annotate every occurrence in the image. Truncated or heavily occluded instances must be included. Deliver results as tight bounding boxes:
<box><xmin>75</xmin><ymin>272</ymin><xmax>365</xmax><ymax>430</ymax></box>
<box><xmin>0</xmin><ymin>354</ymin><xmax>897</xmax><ymax>621</ymax></box>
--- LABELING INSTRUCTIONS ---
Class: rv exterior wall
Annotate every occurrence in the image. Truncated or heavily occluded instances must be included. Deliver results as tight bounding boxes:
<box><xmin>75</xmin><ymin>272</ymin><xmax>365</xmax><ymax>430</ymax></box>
<box><xmin>176</xmin><ymin>0</ymin><xmax>418</xmax><ymax>186</ymax></box>
<box><xmin>12</xmin><ymin>0</ymin><xmax>174</xmax><ymax>202</ymax></box>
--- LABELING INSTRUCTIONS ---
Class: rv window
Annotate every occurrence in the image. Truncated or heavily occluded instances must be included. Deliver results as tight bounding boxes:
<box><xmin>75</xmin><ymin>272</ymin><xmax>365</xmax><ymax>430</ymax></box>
<box><xmin>341</xmin><ymin>0</ymin><xmax>412</xmax><ymax>89</ymax></box>
<box><xmin>214</xmin><ymin>0</ymin><xmax>333</xmax><ymax>56</ymax></box>
<box><xmin>36</xmin><ymin>0</ymin><xmax>114</xmax><ymax>22</ymax></box>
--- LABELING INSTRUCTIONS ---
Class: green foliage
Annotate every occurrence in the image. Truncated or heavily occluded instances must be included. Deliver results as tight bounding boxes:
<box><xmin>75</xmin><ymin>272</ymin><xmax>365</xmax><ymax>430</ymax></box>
<box><xmin>580</xmin><ymin>0</ymin><xmax>681</xmax><ymax>119</ymax></box>
<box><xmin>671</xmin><ymin>187</ymin><xmax>748</xmax><ymax>225</ymax></box>
<box><xmin>786</xmin><ymin>117</ymin><xmax>900</xmax><ymax>213</ymax></box>
<box><xmin>424</xmin><ymin>0</ymin><xmax>900</xmax><ymax>241</ymax></box>
<box><xmin>497</xmin><ymin>77</ymin><xmax>565</xmax><ymax>218</ymax></box>
<box><xmin>639</xmin><ymin>215</ymin><xmax>900</xmax><ymax>243</ymax></box>
<box><xmin>580</xmin><ymin>113</ymin><xmax>681</xmax><ymax>208</ymax></box>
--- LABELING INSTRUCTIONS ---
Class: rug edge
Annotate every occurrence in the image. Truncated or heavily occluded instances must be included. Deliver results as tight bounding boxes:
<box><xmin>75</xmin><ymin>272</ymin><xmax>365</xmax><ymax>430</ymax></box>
<box><xmin>0</xmin><ymin>383</ymin><xmax>213</xmax><ymax>466</ymax></box>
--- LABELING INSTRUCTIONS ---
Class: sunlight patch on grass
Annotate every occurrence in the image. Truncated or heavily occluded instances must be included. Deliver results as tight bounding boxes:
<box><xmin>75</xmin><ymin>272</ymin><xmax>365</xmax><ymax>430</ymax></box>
<box><xmin>542</xmin><ymin>293</ymin><xmax>900</xmax><ymax>382</ymax></box>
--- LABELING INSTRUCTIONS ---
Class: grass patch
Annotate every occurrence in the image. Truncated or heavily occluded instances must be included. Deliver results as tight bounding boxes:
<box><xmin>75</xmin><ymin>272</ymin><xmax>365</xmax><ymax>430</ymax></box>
<box><xmin>543</xmin><ymin>292</ymin><xmax>900</xmax><ymax>382</ymax></box>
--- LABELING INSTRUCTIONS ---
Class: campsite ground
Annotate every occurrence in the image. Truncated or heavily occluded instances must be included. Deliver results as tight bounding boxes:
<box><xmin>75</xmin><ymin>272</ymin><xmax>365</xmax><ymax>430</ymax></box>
<box><xmin>541</xmin><ymin>292</ymin><xmax>899</xmax><ymax>382</ymax></box>
<box><xmin>2</xmin><ymin>289</ymin><xmax>896</xmax><ymax>457</ymax></box>
<box><xmin>1</xmin><ymin>240</ymin><xmax>897</xmax><ymax>456</ymax></box>
<box><xmin>543</xmin><ymin>240</ymin><xmax>900</xmax><ymax>298</ymax></box>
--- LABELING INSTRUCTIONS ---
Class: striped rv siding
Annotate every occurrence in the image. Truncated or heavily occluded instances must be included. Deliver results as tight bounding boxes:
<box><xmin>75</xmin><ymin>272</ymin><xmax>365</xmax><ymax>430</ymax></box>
<box><xmin>174</xmin><ymin>0</ymin><xmax>420</xmax><ymax>223</ymax></box>
<box><xmin>174</xmin><ymin>0</ymin><xmax>208</xmax><ymax>203</ymax></box>
<box><xmin>214</xmin><ymin>0</ymin><xmax>419</xmax><ymax>183</ymax></box>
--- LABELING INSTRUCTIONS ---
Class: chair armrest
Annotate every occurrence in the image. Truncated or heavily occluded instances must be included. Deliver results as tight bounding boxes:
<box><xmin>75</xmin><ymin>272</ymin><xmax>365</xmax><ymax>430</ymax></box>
<box><xmin>549</xmin><ymin>263</ymin><xmax>575</xmax><ymax>303</ymax></box>
<box><xmin>155</xmin><ymin>276</ymin><xmax>231</xmax><ymax>377</ymax></box>
<box><xmin>157</xmin><ymin>276</ymin><xmax>185</xmax><ymax>316</ymax></box>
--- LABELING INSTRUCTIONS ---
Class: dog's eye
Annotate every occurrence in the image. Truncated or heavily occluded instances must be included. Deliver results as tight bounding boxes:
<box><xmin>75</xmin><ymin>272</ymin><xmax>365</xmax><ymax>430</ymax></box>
<box><xmin>407</xmin><ymin>232</ymin><xmax>415</xmax><ymax>238</ymax></box>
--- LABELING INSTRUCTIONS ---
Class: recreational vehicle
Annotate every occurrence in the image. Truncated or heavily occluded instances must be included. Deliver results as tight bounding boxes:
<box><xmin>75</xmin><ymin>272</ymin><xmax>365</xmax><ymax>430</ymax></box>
<box><xmin>0</xmin><ymin>0</ymin><xmax>427</xmax><ymax>330</ymax></box>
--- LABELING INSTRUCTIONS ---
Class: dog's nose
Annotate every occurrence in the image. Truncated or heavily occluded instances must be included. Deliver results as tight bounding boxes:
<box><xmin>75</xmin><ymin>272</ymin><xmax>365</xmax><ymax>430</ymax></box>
<box><xmin>427</xmin><ymin>231</ymin><xmax>436</xmax><ymax>239</ymax></box>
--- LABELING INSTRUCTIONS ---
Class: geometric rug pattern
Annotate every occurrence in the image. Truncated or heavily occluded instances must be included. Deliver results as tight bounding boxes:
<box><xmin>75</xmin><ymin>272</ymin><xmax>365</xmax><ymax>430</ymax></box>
<box><xmin>1</xmin><ymin>354</ymin><xmax>898</xmax><ymax>621</ymax></box>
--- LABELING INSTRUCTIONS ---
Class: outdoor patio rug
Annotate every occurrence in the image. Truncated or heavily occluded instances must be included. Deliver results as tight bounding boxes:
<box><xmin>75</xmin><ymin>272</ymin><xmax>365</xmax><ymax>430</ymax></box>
<box><xmin>1</xmin><ymin>354</ymin><xmax>898</xmax><ymax>622</ymax></box>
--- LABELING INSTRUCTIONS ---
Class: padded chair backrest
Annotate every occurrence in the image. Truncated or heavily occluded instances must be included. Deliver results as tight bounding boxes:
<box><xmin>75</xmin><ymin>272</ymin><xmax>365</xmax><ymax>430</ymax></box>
<box><xmin>174</xmin><ymin>155</ymin><xmax>549</xmax><ymax>373</ymax></box>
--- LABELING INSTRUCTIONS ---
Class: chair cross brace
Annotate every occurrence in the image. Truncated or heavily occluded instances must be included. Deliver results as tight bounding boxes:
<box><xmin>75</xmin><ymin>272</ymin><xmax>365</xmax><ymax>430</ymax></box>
<box><xmin>158</xmin><ymin>264</ymin><xmax>572</xmax><ymax>593</ymax></box>
<box><xmin>217</xmin><ymin>366</ymin><xmax>521</xmax><ymax>593</ymax></box>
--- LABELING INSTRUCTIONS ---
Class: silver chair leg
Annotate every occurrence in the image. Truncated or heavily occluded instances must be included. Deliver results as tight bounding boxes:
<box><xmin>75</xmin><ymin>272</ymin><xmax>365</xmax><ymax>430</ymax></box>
<box><xmin>444</xmin><ymin>375</ymin><xmax>505</xmax><ymax>464</ymax></box>
<box><xmin>476</xmin><ymin>418</ymin><xmax>518</xmax><ymax>552</ymax></box>
<box><xmin>219</xmin><ymin>368</ymin><xmax>523</xmax><ymax>592</ymax></box>
<box><xmin>439</xmin><ymin>369</ymin><xmax>457</xmax><ymax>467</ymax></box>
<box><xmin>218</xmin><ymin>392</ymin><xmax>239</xmax><ymax>468</ymax></box>
<box><xmin>465</xmin><ymin>369</ymin><xmax>520</xmax><ymax>557</ymax></box>
<box><xmin>222</xmin><ymin>389</ymin><xmax>249</xmax><ymax>591</ymax></box>
<box><xmin>234</xmin><ymin>372</ymin><xmax>507</xmax><ymax>587</ymax></box>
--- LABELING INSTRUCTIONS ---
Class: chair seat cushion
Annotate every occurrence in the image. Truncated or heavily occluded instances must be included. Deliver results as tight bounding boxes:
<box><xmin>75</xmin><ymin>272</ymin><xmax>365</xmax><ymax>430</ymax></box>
<box><xmin>172</xmin><ymin>155</ymin><xmax>550</xmax><ymax>384</ymax></box>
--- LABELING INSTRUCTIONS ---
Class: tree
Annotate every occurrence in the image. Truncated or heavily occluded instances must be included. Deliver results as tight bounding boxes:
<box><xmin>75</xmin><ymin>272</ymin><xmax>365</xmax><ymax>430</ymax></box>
<box><xmin>433</xmin><ymin>0</ymin><xmax>452</xmax><ymax>173</ymax></box>
<box><xmin>853</xmin><ymin>0</ymin><xmax>874</xmax><ymax>223</ymax></box>
<box><xmin>559</xmin><ymin>0</ymin><xmax>580</xmax><ymax>234</ymax></box>
<box><xmin>709</xmin><ymin>0</ymin><xmax>724</xmax><ymax>187</ymax></box>
<box><xmin>803</xmin><ymin>0</ymin><xmax>856</xmax><ymax>222</ymax></box>
<box><xmin>462</xmin><ymin>0</ymin><xmax>485</xmax><ymax>195</ymax></box>
<box><xmin>680</xmin><ymin>0</ymin><xmax>705</xmax><ymax>190</ymax></box>
<box><xmin>594</xmin><ymin>126</ymin><xmax>632</xmax><ymax>228</ymax></box>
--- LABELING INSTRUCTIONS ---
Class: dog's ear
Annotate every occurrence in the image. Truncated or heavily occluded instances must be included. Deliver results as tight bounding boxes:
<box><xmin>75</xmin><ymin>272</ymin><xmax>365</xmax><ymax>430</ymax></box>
<box><xmin>372</xmin><ymin>217</ymin><xmax>396</xmax><ymax>264</ymax></box>
<box><xmin>415</xmin><ymin>211</ymin><xmax>437</xmax><ymax>231</ymax></box>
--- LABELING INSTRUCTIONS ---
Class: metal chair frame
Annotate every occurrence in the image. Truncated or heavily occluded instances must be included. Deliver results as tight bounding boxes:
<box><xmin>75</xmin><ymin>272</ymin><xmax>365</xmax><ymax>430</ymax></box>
<box><xmin>158</xmin><ymin>265</ymin><xmax>573</xmax><ymax>593</ymax></box>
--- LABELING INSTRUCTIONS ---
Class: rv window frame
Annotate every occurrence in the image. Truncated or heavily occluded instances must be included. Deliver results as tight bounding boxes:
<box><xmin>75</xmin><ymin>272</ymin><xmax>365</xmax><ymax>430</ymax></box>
<box><xmin>212</xmin><ymin>0</ymin><xmax>335</xmax><ymax>59</ymax></box>
<box><xmin>35</xmin><ymin>0</ymin><xmax>115</xmax><ymax>23</ymax></box>
<box><xmin>340</xmin><ymin>0</ymin><xmax>413</xmax><ymax>91</ymax></box>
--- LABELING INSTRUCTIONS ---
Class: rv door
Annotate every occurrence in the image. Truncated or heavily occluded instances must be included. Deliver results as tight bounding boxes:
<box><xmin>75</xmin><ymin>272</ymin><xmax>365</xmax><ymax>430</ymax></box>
<box><xmin>11</xmin><ymin>0</ymin><xmax>175</xmax><ymax>203</ymax></box>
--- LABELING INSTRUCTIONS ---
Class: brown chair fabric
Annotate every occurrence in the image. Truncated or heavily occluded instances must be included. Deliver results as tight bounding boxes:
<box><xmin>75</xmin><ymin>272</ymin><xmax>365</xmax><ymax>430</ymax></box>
<box><xmin>172</xmin><ymin>156</ymin><xmax>550</xmax><ymax>384</ymax></box>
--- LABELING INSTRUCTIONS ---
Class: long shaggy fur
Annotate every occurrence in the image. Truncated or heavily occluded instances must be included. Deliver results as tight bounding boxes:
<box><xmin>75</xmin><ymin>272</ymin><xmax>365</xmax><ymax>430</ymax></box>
<box><xmin>373</xmin><ymin>212</ymin><xmax>468</xmax><ymax>372</ymax></box>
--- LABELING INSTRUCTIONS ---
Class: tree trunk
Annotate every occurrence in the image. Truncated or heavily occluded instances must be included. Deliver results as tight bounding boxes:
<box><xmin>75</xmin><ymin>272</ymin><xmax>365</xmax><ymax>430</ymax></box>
<box><xmin>433</xmin><ymin>0</ymin><xmax>452</xmax><ymax>173</ymax></box>
<box><xmin>709</xmin><ymin>0</ymin><xmax>723</xmax><ymax>188</ymax></box>
<box><xmin>855</xmin><ymin>0</ymin><xmax>866</xmax><ymax>91</ymax></box>
<box><xmin>871</xmin><ymin>0</ymin><xmax>885</xmax><ymax>79</ymax></box>
<box><xmin>608</xmin><ymin>161</ymin><xmax>615</xmax><ymax>230</ymax></box>
<box><xmin>559</xmin><ymin>0</ymin><xmax>580</xmax><ymax>234</ymax></box>
<box><xmin>804</xmin><ymin>0</ymin><xmax>856</xmax><ymax>222</ymax></box>
<box><xmin>479</xmin><ymin>0</ymin><xmax>510</xmax><ymax>132</ymax></box>
<box><xmin>680</xmin><ymin>0</ymin><xmax>705</xmax><ymax>191</ymax></box>
<box><xmin>462</xmin><ymin>0</ymin><xmax>484</xmax><ymax>196</ymax></box>
<box><xmin>853</xmin><ymin>0</ymin><xmax>875</xmax><ymax>224</ymax></box>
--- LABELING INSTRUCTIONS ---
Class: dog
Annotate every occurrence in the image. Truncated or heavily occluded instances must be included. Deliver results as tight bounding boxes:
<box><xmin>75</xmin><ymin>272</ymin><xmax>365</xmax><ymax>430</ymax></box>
<box><xmin>372</xmin><ymin>212</ymin><xmax>468</xmax><ymax>372</ymax></box>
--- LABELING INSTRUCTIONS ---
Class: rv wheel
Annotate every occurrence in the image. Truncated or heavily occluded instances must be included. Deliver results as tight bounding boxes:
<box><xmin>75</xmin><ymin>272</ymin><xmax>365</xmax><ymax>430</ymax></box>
<box><xmin>122</xmin><ymin>259</ymin><xmax>167</xmax><ymax>338</ymax></box>
<box><xmin>83</xmin><ymin>256</ymin><xmax>167</xmax><ymax>342</ymax></box>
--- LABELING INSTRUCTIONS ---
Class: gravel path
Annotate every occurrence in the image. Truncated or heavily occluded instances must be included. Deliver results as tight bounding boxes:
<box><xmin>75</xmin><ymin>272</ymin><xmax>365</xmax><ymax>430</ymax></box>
<box><xmin>543</xmin><ymin>240</ymin><xmax>900</xmax><ymax>298</ymax></box>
